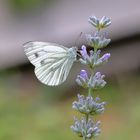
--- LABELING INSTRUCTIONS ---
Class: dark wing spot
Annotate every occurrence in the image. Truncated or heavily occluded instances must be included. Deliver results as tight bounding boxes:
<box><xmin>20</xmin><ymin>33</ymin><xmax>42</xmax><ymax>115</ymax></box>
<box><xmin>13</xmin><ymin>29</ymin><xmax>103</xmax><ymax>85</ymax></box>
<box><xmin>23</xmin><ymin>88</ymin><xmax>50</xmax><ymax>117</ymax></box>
<box><xmin>41</xmin><ymin>60</ymin><xmax>45</xmax><ymax>65</ymax></box>
<box><xmin>35</xmin><ymin>53</ymin><xmax>39</xmax><ymax>58</ymax></box>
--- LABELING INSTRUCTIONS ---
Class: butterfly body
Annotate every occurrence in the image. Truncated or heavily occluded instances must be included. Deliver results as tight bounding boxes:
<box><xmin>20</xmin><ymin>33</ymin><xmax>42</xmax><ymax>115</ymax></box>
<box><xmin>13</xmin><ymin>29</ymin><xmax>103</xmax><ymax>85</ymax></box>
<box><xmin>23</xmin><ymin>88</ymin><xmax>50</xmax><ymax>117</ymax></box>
<box><xmin>23</xmin><ymin>41</ymin><xmax>77</xmax><ymax>86</ymax></box>
<box><xmin>67</xmin><ymin>47</ymin><xmax>77</xmax><ymax>60</ymax></box>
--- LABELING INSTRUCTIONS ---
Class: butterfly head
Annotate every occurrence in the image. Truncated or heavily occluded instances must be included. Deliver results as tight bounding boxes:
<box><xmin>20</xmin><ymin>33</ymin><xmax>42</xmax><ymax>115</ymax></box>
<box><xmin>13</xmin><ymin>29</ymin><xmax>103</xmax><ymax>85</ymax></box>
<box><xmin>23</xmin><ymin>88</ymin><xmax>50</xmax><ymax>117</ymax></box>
<box><xmin>68</xmin><ymin>47</ymin><xmax>77</xmax><ymax>60</ymax></box>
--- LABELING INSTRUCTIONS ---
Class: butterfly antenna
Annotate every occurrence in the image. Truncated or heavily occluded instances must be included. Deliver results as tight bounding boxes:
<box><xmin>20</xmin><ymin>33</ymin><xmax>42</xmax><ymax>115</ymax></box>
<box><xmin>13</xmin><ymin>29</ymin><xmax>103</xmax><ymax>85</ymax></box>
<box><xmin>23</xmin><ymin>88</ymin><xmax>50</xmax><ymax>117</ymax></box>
<box><xmin>74</xmin><ymin>32</ymin><xmax>83</xmax><ymax>47</ymax></box>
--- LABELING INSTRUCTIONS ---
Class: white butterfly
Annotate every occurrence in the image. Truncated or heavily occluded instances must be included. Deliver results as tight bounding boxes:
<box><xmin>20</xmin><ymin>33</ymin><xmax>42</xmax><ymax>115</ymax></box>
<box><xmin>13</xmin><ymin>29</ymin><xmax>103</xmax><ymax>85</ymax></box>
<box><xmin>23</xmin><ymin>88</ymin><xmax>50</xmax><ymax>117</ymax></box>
<box><xmin>23</xmin><ymin>41</ymin><xmax>77</xmax><ymax>86</ymax></box>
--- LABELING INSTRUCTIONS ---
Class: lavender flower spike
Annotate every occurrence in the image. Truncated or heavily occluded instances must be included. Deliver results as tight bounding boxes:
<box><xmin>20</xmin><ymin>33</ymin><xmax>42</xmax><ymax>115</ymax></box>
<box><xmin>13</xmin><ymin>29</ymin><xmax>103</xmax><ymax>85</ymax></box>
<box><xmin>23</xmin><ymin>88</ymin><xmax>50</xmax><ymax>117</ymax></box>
<box><xmin>71</xmin><ymin>15</ymin><xmax>111</xmax><ymax>140</ymax></box>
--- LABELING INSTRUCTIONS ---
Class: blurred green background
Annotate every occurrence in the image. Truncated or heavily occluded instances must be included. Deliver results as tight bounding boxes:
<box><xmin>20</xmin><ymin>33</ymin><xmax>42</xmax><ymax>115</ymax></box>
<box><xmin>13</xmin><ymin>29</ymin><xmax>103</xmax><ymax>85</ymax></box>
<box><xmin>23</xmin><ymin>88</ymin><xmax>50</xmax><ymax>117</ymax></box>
<box><xmin>1</xmin><ymin>70</ymin><xmax>140</xmax><ymax>140</ymax></box>
<box><xmin>0</xmin><ymin>0</ymin><xmax>140</xmax><ymax>140</ymax></box>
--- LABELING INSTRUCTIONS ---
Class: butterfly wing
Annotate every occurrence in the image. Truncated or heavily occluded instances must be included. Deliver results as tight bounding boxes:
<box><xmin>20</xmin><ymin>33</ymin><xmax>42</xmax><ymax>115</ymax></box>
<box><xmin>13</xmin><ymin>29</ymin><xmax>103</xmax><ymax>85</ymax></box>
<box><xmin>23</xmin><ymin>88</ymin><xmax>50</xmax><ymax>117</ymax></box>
<box><xmin>23</xmin><ymin>41</ymin><xmax>76</xmax><ymax>86</ymax></box>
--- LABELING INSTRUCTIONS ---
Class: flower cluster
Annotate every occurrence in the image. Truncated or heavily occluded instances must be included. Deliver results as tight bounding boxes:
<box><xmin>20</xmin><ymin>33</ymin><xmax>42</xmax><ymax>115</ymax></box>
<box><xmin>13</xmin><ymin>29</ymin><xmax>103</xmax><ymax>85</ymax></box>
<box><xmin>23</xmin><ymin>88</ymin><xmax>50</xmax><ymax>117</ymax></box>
<box><xmin>88</xmin><ymin>72</ymin><xmax>106</xmax><ymax>89</ymax></box>
<box><xmin>86</xmin><ymin>34</ymin><xmax>111</xmax><ymax>49</ymax></box>
<box><xmin>71</xmin><ymin>16</ymin><xmax>111</xmax><ymax>140</ymax></box>
<box><xmin>71</xmin><ymin>118</ymin><xmax>101</xmax><ymax>139</ymax></box>
<box><xmin>76</xmin><ymin>70</ymin><xmax>106</xmax><ymax>89</ymax></box>
<box><xmin>72</xmin><ymin>94</ymin><xmax>106</xmax><ymax>115</ymax></box>
<box><xmin>79</xmin><ymin>45</ymin><xmax>110</xmax><ymax>68</ymax></box>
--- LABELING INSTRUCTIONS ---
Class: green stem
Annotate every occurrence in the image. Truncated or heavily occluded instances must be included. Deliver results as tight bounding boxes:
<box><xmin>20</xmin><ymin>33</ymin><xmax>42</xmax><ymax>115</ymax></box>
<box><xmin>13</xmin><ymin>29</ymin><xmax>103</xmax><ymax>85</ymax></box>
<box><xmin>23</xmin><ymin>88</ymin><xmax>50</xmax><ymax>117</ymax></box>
<box><xmin>86</xmin><ymin>114</ymin><xmax>89</xmax><ymax>123</ymax></box>
<box><xmin>88</xmin><ymin>88</ymin><xmax>92</xmax><ymax>96</ymax></box>
<box><xmin>83</xmin><ymin>136</ymin><xmax>86</xmax><ymax>140</ymax></box>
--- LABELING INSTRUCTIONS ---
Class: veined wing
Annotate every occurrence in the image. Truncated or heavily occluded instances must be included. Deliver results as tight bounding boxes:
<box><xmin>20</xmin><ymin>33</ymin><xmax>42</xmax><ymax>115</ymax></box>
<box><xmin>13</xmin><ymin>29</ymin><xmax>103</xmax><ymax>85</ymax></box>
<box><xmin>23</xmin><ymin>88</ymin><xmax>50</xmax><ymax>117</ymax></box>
<box><xmin>35</xmin><ymin>55</ymin><xmax>75</xmax><ymax>86</ymax></box>
<box><xmin>23</xmin><ymin>41</ymin><xmax>68</xmax><ymax>67</ymax></box>
<box><xmin>23</xmin><ymin>41</ymin><xmax>77</xmax><ymax>86</ymax></box>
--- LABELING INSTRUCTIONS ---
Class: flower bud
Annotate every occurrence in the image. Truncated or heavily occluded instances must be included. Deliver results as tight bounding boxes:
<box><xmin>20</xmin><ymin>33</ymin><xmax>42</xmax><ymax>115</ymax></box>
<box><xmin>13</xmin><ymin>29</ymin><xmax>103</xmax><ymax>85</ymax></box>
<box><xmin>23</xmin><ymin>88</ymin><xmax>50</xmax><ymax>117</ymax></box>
<box><xmin>79</xmin><ymin>45</ymin><xmax>97</xmax><ymax>68</ymax></box>
<box><xmin>96</xmin><ymin>53</ymin><xmax>111</xmax><ymax>66</ymax></box>
<box><xmin>100</xmin><ymin>16</ymin><xmax>111</xmax><ymax>28</ymax></box>
<box><xmin>100</xmin><ymin>53</ymin><xmax>111</xmax><ymax>61</ymax></box>
<box><xmin>80</xmin><ymin>45</ymin><xmax>88</xmax><ymax>59</ymax></box>
<box><xmin>76</xmin><ymin>70</ymin><xmax>89</xmax><ymax>88</ymax></box>
<box><xmin>88</xmin><ymin>16</ymin><xmax>111</xmax><ymax>30</ymax></box>
<box><xmin>86</xmin><ymin>34</ymin><xmax>111</xmax><ymax>49</ymax></box>
<box><xmin>80</xmin><ymin>70</ymin><xmax>88</xmax><ymax>81</ymax></box>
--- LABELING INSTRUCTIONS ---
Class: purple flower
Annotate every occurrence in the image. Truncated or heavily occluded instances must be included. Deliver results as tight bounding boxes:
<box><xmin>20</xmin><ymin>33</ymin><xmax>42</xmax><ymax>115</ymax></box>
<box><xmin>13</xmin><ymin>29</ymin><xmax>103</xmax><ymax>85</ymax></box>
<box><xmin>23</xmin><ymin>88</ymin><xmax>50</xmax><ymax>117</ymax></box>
<box><xmin>88</xmin><ymin>72</ymin><xmax>106</xmax><ymax>89</ymax></box>
<box><xmin>80</xmin><ymin>45</ymin><xmax>88</xmax><ymax>59</ymax></box>
<box><xmin>95</xmin><ymin>72</ymin><xmax>105</xmax><ymax>80</ymax></box>
<box><xmin>100</xmin><ymin>53</ymin><xmax>111</xmax><ymax>61</ymax></box>
<box><xmin>76</xmin><ymin>70</ymin><xmax>89</xmax><ymax>88</ymax></box>
<box><xmin>95</xmin><ymin>53</ymin><xmax>111</xmax><ymax>66</ymax></box>
<box><xmin>95</xmin><ymin>72</ymin><xmax>102</xmax><ymax>79</ymax></box>
<box><xmin>80</xmin><ymin>70</ymin><xmax>88</xmax><ymax>81</ymax></box>
<box><xmin>79</xmin><ymin>45</ymin><xmax>94</xmax><ymax>66</ymax></box>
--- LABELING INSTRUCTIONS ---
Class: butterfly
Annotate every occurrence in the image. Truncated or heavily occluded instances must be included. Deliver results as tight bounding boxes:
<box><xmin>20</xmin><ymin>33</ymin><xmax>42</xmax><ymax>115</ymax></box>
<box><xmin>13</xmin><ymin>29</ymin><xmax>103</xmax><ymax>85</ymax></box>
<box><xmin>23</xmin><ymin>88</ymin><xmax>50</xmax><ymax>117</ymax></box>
<box><xmin>23</xmin><ymin>41</ymin><xmax>77</xmax><ymax>86</ymax></box>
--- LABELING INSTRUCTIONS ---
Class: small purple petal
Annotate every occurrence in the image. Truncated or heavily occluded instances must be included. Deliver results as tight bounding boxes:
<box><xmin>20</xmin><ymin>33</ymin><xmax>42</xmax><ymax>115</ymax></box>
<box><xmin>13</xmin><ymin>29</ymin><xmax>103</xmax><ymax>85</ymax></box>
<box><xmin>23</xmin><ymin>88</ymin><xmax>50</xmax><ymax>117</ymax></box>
<box><xmin>95</xmin><ymin>72</ymin><xmax>101</xmax><ymax>79</ymax></box>
<box><xmin>80</xmin><ymin>70</ymin><xmax>88</xmax><ymax>80</ymax></box>
<box><xmin>101</xmin><ymin>53</ymin><xmax>111</xmax><ymax>61</ymax></box>
<box><xmin>95</xmin><ymin>97</ymin><xmax>100</xmax><ymax>101</ymax></box>
<box><xmin>80</xmin><ymin>45</ymin><xmax>88</xmax><ymax>59</ymax></box>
